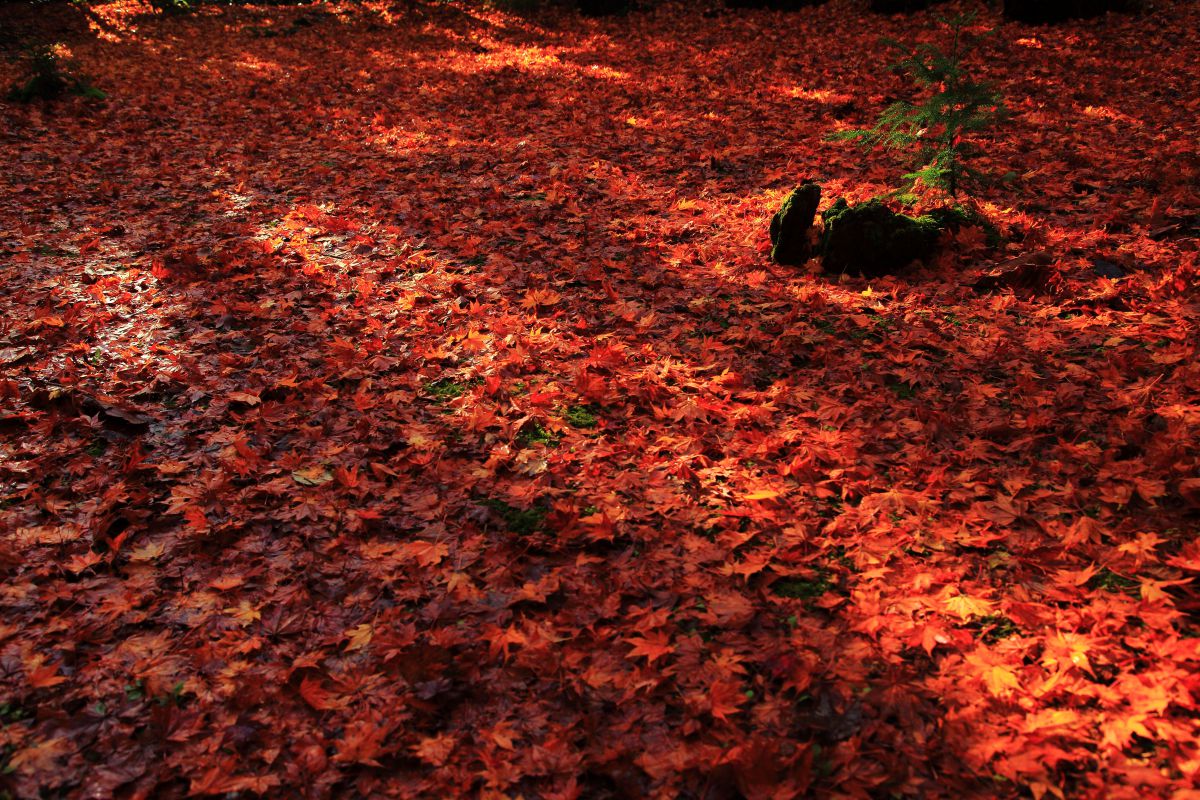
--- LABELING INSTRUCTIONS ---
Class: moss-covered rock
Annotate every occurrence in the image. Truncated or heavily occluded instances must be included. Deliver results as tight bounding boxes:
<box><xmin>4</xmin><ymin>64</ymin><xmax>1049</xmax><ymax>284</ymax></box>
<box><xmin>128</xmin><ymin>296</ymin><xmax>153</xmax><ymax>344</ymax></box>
<box><xmin>924</xmin><ymin>205</ymin><xmax>975</xmax><ymax>232</ymax></box>
<box><xmin>819</xmin><ymin>198</ymin><xmax>960</xmax><ymax>277</ymax></box>
<box><xmin>1003</xmin><ymin>0</ymin><xmax>1138</xmax><ymax>23</ymax></box>
<box><xmin>769</xmin><ymin>182</ymin><xmax>821</xmax><ymax>266</ymax></box>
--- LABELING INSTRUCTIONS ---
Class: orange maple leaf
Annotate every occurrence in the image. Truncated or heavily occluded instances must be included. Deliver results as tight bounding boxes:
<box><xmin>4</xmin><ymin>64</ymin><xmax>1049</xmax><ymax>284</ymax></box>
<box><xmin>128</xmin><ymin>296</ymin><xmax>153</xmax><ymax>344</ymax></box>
<box><xmin>625</xmin><ymin>631</ymin><xmax>673</xmax><ymax>663</ymax></box>
<box><xmin>708</xmin><ymin>680</ymin><xmax>745</xmax><ymax>721</ymax></box>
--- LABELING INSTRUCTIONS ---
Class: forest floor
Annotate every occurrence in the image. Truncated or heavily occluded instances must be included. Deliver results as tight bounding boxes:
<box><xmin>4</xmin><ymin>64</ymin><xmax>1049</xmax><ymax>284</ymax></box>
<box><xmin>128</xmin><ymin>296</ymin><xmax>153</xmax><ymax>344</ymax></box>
<box><xmin>2</xmin><ymin>1</ymin><xmax>1200</xmax><ymax>797</ymax></box>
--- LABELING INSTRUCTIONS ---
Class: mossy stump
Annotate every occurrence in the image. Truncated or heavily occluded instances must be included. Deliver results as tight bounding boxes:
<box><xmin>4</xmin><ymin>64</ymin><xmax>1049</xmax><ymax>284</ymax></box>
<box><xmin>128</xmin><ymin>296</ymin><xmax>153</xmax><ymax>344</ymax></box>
<box><xmin>769</xmin><ymin>182</ymin><xmax>821</xmax><ymax>266</ymax></box>
<box><xmin>820</xmin><ymin>199</ymin><xmax>965</xmax><ymax>277</ymax></box>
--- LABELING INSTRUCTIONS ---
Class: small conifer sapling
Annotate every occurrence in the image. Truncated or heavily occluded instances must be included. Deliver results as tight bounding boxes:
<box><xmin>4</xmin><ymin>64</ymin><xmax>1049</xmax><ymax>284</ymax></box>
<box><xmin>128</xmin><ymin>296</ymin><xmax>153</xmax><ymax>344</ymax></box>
<box><xmin>828</xmin><ymin>12</ymin><xmax>1005</xmax><ymax>201</ymax></box>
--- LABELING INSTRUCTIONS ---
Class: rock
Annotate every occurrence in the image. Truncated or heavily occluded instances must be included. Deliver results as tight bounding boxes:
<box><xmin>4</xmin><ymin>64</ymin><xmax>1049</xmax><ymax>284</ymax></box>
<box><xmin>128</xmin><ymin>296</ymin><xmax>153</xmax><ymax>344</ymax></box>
<box><xmin>769</xmin><ymin>183</ymin><xmax>821</xmax><ymax>266</ymax></box>
<box><xmin>820</xmin><ymin>199</ymin><xmax>961</xmax><ymax>277</ymax></box>
<box><xmin>1003</xmin><ymin>0</ymin><xmax>1138</xmax><ymax>24</ymax></box>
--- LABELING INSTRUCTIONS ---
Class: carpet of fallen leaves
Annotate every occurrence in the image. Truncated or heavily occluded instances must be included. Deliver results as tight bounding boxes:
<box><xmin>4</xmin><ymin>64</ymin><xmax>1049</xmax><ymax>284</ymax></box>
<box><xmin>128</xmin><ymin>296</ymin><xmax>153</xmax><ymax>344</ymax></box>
<box><xmin>2</xmin><ymin>0</ymin><xmax>1200</xmax><ymax>797</ymax></box>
